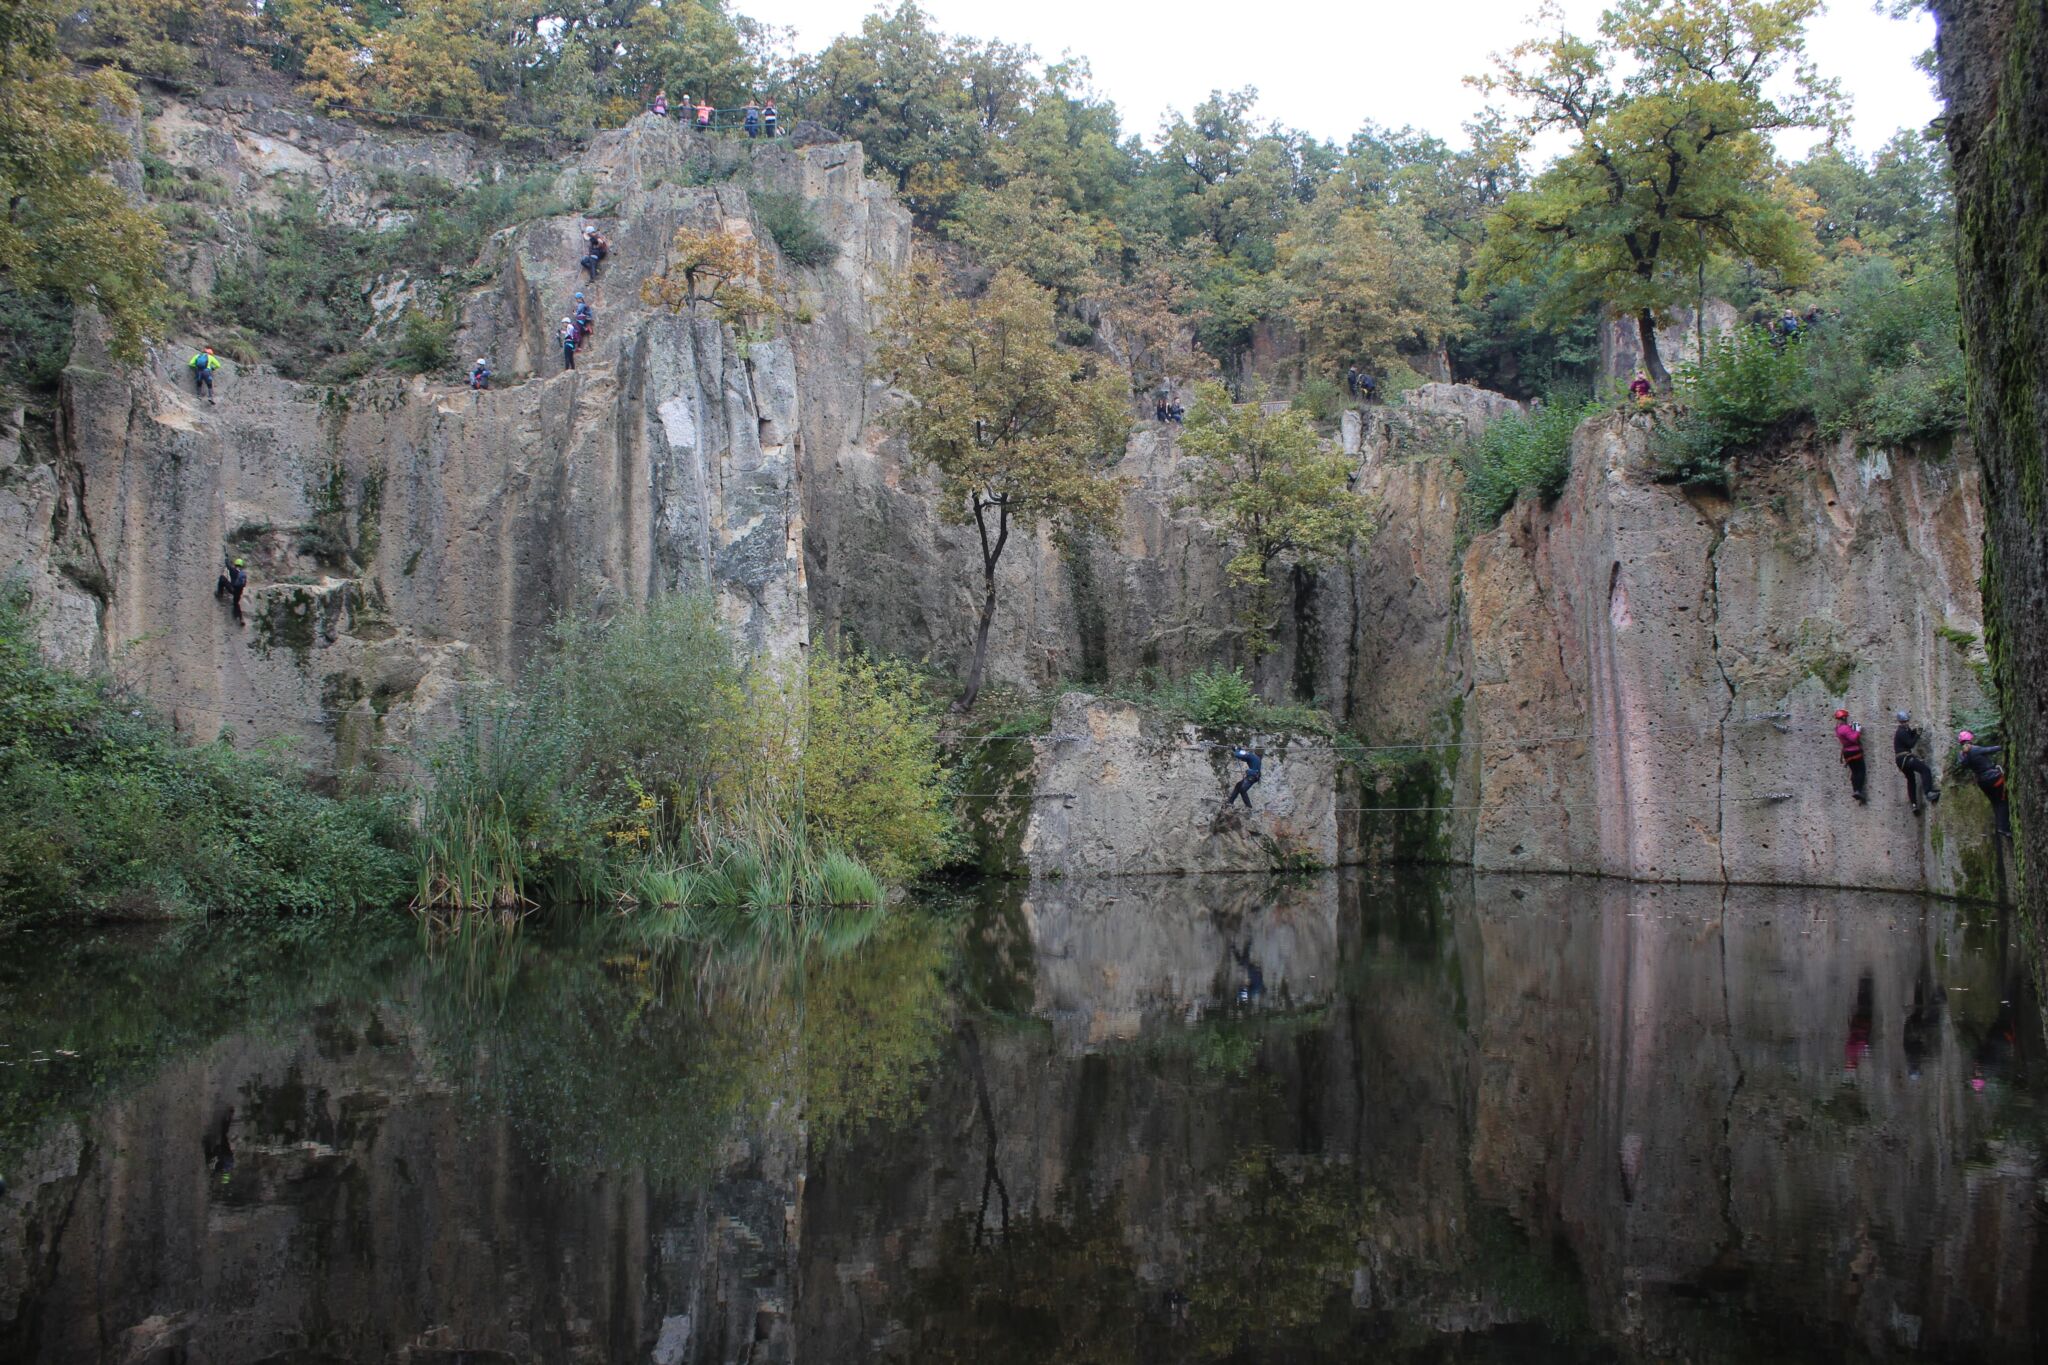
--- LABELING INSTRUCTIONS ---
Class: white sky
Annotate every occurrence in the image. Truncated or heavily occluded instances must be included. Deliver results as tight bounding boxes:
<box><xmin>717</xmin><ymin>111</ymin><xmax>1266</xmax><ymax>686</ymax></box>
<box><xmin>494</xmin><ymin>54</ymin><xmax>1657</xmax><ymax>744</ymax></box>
<box><xmin>747</xmin><ymin>0</ymin><xmax>1941</xmax><ymax>161</ymax></box>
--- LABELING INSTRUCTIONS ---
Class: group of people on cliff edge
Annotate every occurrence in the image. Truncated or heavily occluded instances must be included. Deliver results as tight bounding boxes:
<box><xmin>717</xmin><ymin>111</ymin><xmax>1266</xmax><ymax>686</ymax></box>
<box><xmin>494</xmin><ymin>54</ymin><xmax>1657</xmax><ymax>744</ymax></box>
<box><xmin>648</xmin><ymin>92</ymin><xmax>779</xmax><ymax>137</ymax></box>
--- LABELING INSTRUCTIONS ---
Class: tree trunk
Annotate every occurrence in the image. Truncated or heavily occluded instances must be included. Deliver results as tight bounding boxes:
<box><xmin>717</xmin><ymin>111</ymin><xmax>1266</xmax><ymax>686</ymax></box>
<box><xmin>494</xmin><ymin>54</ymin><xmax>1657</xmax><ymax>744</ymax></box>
<box><xmin>957</xmin><ymin>575</ymin><xmax>998</xmax><ymax>713</ymax></box>
<box><xmin>1637</xmin><ymin>309</ymin><xmax>1669</xmax><ymax>388</ymax></box>
<box><xmin>1933</xmin><ymin>0</ymin><xmax>2046</xmax><ymax>938</ymax></box>
<box><xmin>955</xmin><ymin>496</ymin><xmax>1009</xmax><ymax>713</ymax></box>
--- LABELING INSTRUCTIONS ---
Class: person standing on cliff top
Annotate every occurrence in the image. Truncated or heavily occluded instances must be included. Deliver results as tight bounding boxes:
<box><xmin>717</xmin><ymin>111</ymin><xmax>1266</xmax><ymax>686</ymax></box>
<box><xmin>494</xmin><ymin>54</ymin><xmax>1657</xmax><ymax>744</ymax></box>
<box><xmin>1834</xmin><ymin>709</ymin><xmax>1867</xmax><ymax>804</ymax></box>
<box><xmin>763</xmin><ymin>101</ymin><xmax>778</xmax><ymax>137</ymax></box>
<box><xmin>651</xmin><ymin>89</ymin><xmax>668</xmax><ymax>117</ymax></box>
<box><xmin>743</xmin><ymin>100</ymin><xmax>761</xmax><ymax>137</ymax></box>
<box><xmin>1227</xmin><ymin>746</ymin><xmax>1262</xmax><ymax>809</ymax></box>
<box><xmin>1893</xmin><ymin>710</ymin><xmax>1941</xmax><ymax>813</ymax></box>
<box><xmin>695</xmin><ymin>99</ymin><xmax>713</xmax><ymax>130</ymax></box>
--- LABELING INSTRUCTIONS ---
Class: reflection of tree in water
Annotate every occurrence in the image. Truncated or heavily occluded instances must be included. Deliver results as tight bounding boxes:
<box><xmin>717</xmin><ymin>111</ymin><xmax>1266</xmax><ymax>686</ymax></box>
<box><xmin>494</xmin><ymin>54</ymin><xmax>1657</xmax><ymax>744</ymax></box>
<box><xmin>1178</xmin><ymin>1149</ymin><xmax>1374</xmax><ymax>1361</ymax></box>
<box><xmin>889</xmin><ymin>1148</ymin><xmax>1372</xmax><ymax>1364</ymax></box>
<box><xmin>417</xmin><ymin>912</ymin><xmax>955</xmax><ymax>1184</ymax></box>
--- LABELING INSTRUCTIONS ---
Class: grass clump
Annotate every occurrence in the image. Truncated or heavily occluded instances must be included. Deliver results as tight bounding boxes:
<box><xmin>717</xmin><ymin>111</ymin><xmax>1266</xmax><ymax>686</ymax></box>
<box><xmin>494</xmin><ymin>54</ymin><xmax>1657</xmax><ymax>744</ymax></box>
<box><xmin>751</xmin><ymin>190</ymin><xmax>840</xmax><ymax>268</ymax></box>
<box><xmin>1460</xmin><ymin>395</ymin><xmax>1596</xmax><ymax>532</ymax></box>
<box><xmin>0</xmin><ymin>582</ymin><xmax>407</xmax><ymax>926</ymax></box>
<box><xmin>414</xmin><ymin>597</ymin><xmax>954</xmax><ymax>927</ymax></box>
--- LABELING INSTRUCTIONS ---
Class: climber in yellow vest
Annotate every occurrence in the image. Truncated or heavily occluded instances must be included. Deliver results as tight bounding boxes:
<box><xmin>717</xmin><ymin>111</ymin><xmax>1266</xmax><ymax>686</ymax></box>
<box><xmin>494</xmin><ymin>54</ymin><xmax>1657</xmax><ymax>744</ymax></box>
<box><xmin>189</xmin><ymin>346</ymin><xmax>221</xmax><ymax>402</ymax></box>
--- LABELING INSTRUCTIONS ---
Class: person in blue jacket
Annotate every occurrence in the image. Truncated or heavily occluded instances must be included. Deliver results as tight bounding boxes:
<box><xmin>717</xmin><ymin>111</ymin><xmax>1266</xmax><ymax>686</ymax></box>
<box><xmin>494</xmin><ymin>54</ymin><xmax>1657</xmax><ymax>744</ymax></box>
<box><xmin>1228</xmin><ymin>746</ymin><xmax>1261</xmax><ymax>809</ymax></box>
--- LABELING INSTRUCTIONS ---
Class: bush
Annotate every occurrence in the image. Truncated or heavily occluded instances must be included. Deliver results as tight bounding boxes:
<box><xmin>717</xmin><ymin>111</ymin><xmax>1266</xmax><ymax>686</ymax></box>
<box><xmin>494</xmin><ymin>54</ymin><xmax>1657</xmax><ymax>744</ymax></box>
<box><xmin>782</xmin><ymin>653</ymin><xmax>954</xmax><ymax>884</ymax></box>
<box><xmin>1804</xmin><ymin>259</ymin><xmax>1965</xmax><ymax>447</ymax></box>
<box><xmin>415</xmin><ymin>599</ymin><xmax>951</xmax><ymax>919</ymax></box>
<box><xmin>1291</xmin><ymin>377</ymin><xmax>1343</xmax><ymax>422</ymax></box>
<box><xmin>210</xmin><ymin>176</ymin><xmax>577</xmax><ymax>379</ymax></box>
<box><xmin>1648</xmin><ymin>325</ymin><xmax>1806</xmax><ymax>486</ymax></box>
<box><xmin>0</xmin><ymin>291</ymin><xmax>76</xmax><ymax>393</ymax></box>
<box><xmin>1460</xmin><ymin>396</ymin><xmax>1594</xmax><ymax>531</ymax></box>
<box><xmin>0</xmin><ymin>582</ymin><xmax>408</xmax><ymax>925</ymax></box>
<box><xmin>751</xmin><ymin>190</ymin><xmax>840</xmax><ymax>268</ymax></box>
<box><xmin>1187</xmin><ymin>667</ymin><xmax>1257</xmax><ymax>729</ymax></box>
<box><xmin>393</xmin><ymin>308</ymin><xmax>456</xmax><ymax>375</ymax></box>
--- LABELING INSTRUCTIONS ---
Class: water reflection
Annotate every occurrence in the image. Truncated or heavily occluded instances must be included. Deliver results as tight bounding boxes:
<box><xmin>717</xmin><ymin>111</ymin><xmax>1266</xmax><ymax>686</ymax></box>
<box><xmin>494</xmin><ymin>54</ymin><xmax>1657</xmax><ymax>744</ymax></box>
<box><xmin>1</xmin><ymin>874</ymin><xmax>2040</xmax><ymax>1364</ymax></box>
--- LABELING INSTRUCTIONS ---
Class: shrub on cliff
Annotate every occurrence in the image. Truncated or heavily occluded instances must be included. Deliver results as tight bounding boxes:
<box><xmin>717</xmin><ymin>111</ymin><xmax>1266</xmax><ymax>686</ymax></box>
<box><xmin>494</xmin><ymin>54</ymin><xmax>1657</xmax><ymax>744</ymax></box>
<box><xmin>1460</xmin><ymin>396</ymin><xmax>1596</xmax><ymax>531</ymax></box>
<box><xmin>752</xmin><ymin>191</ymin><xmax>840</xmax><ymax>269</ymax></box>
<box><xmin>0</xmin><ymin>584</ymin><xmax>408</xmax><ymax>925</ymax></box>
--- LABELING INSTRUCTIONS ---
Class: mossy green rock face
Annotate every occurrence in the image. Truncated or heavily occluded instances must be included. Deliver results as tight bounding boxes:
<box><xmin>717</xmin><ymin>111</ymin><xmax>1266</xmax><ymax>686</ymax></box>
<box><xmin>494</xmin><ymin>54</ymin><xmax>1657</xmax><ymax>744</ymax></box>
<box><xmin>1931</xmin><ymin>0</ymin><xmax>2048</xmax><ymax>932</ymax></box>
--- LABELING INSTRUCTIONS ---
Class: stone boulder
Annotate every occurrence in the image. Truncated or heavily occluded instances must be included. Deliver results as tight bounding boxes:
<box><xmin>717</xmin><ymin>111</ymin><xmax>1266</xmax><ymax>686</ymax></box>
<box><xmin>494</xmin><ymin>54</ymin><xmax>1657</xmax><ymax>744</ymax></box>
<box><xmin>970</xmin><ymin>692</ymin><xmax>1344</xmax><ymax>878</ymax></box>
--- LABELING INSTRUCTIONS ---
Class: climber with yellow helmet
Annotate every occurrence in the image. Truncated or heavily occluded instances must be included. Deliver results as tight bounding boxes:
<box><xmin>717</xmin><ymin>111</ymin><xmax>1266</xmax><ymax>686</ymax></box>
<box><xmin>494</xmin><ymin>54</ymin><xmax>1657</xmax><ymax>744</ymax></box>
<box><xmin>215</xmin><ymin>555</ymin><xmax>249</xmax><ymax>625</ymax></box>
<box><xmin>189</xmin><ymin>346</ymin><xmax>221</xmax><ymax>402</ymax></box>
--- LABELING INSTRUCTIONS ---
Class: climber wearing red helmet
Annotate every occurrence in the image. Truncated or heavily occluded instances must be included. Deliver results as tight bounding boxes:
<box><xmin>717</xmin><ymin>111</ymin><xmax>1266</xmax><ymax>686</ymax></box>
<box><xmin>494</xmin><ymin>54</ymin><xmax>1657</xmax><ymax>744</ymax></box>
<box><xmin>1834</xmin><ymin>709</ymin><xmax>1867</xmax><ymax>804</ymax></box>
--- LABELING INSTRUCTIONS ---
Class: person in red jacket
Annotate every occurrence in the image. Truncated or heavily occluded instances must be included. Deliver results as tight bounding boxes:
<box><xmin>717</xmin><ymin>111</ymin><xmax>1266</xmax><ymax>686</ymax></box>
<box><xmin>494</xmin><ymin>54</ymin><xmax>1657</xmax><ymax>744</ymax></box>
<box><xmin>1834</xmin><ymin>708</ymin><xmax>1867</xmax><ymax>804</ymax></box>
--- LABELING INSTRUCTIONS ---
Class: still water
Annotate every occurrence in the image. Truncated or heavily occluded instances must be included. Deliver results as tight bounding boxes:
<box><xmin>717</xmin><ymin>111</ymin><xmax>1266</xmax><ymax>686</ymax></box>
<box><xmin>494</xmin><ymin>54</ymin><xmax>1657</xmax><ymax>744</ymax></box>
<box><xmin>1</xmin><ymin>872</ymin><xmax>2041</xmax><ymax>1364</ymax></box>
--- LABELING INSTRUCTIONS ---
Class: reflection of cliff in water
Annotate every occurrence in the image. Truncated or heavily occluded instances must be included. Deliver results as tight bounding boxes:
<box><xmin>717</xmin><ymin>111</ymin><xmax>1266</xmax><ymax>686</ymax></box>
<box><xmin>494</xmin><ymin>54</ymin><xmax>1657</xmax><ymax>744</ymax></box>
<box><xmin>811</xmin><ymin>873</ymin><xmax>2045</xmax><ymax>1362</ymax></box>
<box><xmin>3</xmin><ymin>875</ymin><xmax>2042</xmax><ymax>1363</ymax></box>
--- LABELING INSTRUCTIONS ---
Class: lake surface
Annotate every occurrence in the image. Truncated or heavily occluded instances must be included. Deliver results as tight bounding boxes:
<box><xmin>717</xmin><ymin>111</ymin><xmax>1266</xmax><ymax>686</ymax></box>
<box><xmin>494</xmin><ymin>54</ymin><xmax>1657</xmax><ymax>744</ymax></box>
<box><xmin>2</xmin><ymin>872</ymin><xmax>2041</xmax><ymax>1364</ymax></box>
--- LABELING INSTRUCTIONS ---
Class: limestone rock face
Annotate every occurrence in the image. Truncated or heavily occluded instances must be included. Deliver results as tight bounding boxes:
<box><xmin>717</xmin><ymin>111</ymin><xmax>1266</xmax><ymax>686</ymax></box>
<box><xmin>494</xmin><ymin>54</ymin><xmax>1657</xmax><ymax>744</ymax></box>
<box><xmin>24</xmin><ymin>109</ymin><xmax>908</xmax><ymax>771</ymax></box>
<box><xmin>978</xmin><ymin>694</ymin><xmax>1342</xmax><ymax>878</ymax></box>
<box><xmin>1456</xmin><ymin>416</ymin><xmax>1998</xmax><ymax>895</ymax></box>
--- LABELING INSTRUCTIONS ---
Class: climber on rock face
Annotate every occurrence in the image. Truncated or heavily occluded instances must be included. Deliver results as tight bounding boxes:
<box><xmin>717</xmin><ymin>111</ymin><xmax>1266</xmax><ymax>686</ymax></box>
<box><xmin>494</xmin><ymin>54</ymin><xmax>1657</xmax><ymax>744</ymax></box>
<box><xmin>469</xmin><ymin>357</ymin><xmax>491</xmax><ymax>390</ymax></box>
<box><xmin>189</xmin><ymin>346</ymin><xmax>220</xmax><ymax>401</ymax></box>
<box><xmin>573</xmin><ymin>294</ymin><xmax>594</xmax><ymax>343</ymax></box>
<box><xmin>214</xmin><ymin>555</ymin><xmax>248</xmax><ymax>625</ymax></box>
<box><xmin>580</xmin><ymin>225</ymin><xmax>609</xmax><ymax>282</ymax></box>
<box><xmin>1893</xmin><ymin>710</ymin><xmax>1940</xmax><ymax>813</ymax></box>
<box><xmin>559</xmin><ymin>318</ymin><xmax>578</xmax><ymax>371</ymax></box>
<box><xmin>1956</xmin><ymin>731</ymin><xmax>2011</xmax><ymax>838</ymax></box>
<box><xmin>1227</xmin><ymin>746</ymin><xmax>1262</xmax><ymax>809</ymax></box>
<box><xmin>1835</xmin><ymin>709</ymin><xmax>1868</xmax><ymax>804</ymax></box>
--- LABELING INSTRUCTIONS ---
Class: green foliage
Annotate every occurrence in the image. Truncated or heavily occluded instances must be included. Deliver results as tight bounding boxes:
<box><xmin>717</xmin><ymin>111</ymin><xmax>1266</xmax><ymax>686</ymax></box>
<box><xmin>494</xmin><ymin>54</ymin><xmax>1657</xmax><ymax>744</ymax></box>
<box><xmin>0</xmin><ymin>0</ymin><xmax>166</xmax><ymax>359</ymax></box>
<box><xmin>415</xmin><ymin>598</ymin><xmax>951</xmax><ymax>918</ymax></box>
<box><xmin>0</xmin><ymin>290</ymin><xmax>75</xmax><ymax>393</ymax></box>
<box><xmin>0</xmin><ymin>582</ymin><xmax>407</xmax><ymax>925</ymax></box>
<box><xmin>1649</xmin><ymin>325</ymin><xmax>1806</xmax><ymax>484</ymax></box>
<box><xmin>1180</xmin><ymin>382</ymin><xmax>1375</xmax><ymax>667</ymax></box>
<box><xmin>210</xmin><ymin>176</ymin><xmax>573</xmax><ymax>378</ymax></box>
<box><xmin>789</xmin><ymin>652</ymin><xmax>955</xmax><ymax>883</ymax></box>
<box><xmin>1461</xmin><ymin>397</ymin><xmax>1597</xmax><ymax>531</ymax></box>
<box><xmin>1185</xmin><ymin>666</ymin><xmax>1256</xmax><ymax>730</ymax></box>
<box><xmin>1471</xmin><ymin>0</ymin><xmax>1838</xmax><ymax>382</ymax></box>
<box><xmin>1802</xmin><ymin>259</ymin><xmax>1965</xmax><ymax>446</ymax></box>
<box><xmin>1291</xmin><ymin>378</ymin><xmax>1343</xmax><ymax>422</ymax></box>
<box><xmin>393</xmin><ymin>307</ymin><xmax>455</xmax><ymax>374</ymax></box>
<box><xmin>751</xmin><ymin>190</ymin><xmax>840</xmax><ymax>268</ymax></box>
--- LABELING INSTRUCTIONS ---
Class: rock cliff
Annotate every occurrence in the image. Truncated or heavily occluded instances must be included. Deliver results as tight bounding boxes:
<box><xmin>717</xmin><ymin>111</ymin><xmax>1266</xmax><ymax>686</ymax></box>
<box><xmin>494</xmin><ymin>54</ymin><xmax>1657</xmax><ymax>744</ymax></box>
<box><xmin>0</xmin><ymin>94</ymin><xmax>2007</xmax><ymax>896</ymax></box>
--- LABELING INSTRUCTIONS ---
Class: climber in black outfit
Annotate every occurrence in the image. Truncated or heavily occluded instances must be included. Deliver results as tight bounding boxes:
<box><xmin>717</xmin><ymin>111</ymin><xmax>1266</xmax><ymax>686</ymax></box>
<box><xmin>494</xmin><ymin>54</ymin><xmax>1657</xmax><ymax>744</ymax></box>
<box><xmin>1228</xmin><ymin>746</ymin><xmax>1262</xmax><ymax>809</ymax></box>
<box><xmin>1955</xmin><ymin>732</ymin><xmax>2011</xmax><ymax>838</ymax></box>
<box><xmin>1893</xmin><ymin>710</ymin><xmax>1941</xmax><ymax>813</ymax></box>
<box><xmin>1230</xmin><ymin>941</ymin><xmax>1265</xmax><ymax>1005</ymax></box>
<box><xmin>214</xmin><ymin>556</ymin><xmax>248</xmax><ymax>625</ymax></box>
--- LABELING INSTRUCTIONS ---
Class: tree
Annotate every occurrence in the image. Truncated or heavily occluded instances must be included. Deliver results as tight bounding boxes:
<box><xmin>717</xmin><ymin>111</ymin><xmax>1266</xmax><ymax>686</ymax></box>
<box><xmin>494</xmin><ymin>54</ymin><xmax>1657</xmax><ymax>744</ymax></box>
<box><xmin>1278</xmin><ymin>192</ymin><xmax>1459</xmax><ymax>377</ymax></box>
<box><xmin>1470</xmin><ymin>0</ymin><xmax>1839</xmax><ymax>385</ymax></box>
<box><xmin>642</xmin><ymin>225</ymin><xmax>781</xmax><ymax>327</ymax></box>
<box><xmin>1180</xmin><ymin>382</ymin><xmax>1376</xmax><ymax>669</ymax></box>
<box><xmin>0</xmin><ymin>0</ymin><xmax>166</xmax><ymax>360</ymax></box>
<box><xmin>873</xmin><ymin>265</ymin><xmax>1131</xmax><ymax>711</ymax></box>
